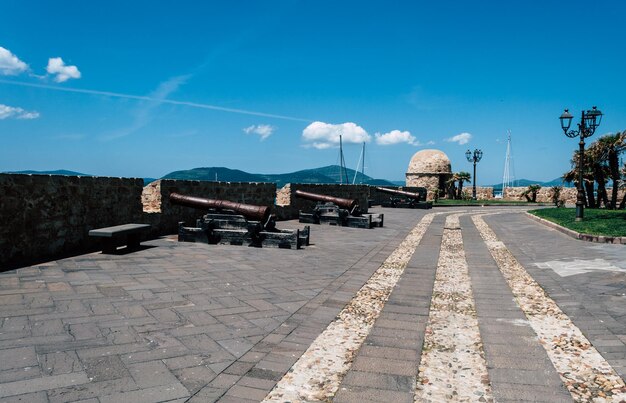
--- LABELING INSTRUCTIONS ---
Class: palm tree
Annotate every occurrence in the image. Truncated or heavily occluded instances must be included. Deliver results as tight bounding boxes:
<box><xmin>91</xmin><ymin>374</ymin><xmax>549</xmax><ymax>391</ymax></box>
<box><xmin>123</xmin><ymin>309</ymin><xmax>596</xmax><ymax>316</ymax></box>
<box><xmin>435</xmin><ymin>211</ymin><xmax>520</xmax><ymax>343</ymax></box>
<box><xmin>550</xmin><ymin>186</ymin><xmax>564</xmax><ymax>207</ymax></box>
<box><xmin>522</xmin><ymin>184</ymin><xmax>541</xmax><ymax>202</ymax></box>
<box><xmin>618</xmin><ymin>163</ymin><xmax>626</xmax><ymax>210</ymax></box>
<box><xmin>456</xmin><ymin>171</ymin><xmax>471</xmax><ymax>199</ymax></box>
<box><xmin>563</xmin><ymin>149</ymin><xmax>596</xmax><ymax>208</ymax></box>
<box><xmin>446</xmin><ymin>173</ymin><xmax>459</xmax><ymax>199</ymax></box>
<box><xmin>587</xmin><ymin>140</ymin><xmax>611</xmax><ymax>208</ymax></box>
<box><xmin>594</xmin><ymin>132</ymin><xmax>626</xmax><ymax>209</ymax></box>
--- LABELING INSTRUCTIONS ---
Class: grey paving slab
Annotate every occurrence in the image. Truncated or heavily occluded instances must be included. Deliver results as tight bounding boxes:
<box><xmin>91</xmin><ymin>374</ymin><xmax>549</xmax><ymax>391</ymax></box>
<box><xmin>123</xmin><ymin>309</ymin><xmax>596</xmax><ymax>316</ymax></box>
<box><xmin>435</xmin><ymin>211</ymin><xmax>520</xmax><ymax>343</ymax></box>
<box><xmin>461</xmin><ymin>214</ymin><xmax>573</xmax><ymax>401</ymax></box>
<box><xmin>483</xmin><ymin>211</ymin><xmax>626</xmax><ymax>381</ymax></box>
<box><xmin>0</xmin><ymin>208</ymin><xmax>427</xmax><ymax>402</ymax></box>
<box><xmin>2</xmin><ymin>206</ymin><xmax>623</xmax><ymax>402</ymax></box>
<box><xmin>333</xmin><ymin>213</ymin><xmax>445</xmax><ymax>402</ymax></box>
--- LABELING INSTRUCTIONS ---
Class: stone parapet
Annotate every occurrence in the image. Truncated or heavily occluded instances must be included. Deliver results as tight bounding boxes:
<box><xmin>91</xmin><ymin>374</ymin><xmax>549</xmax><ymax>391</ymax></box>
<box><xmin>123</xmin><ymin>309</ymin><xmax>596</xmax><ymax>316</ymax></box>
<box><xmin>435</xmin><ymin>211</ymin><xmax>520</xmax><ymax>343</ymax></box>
<box><xmin>369</xmin><ymin>186</ymin><xmax>428</xmax><ymax>205</ymax></box>
<box><xmin>503</xmin><ymin>186</ymin><xmax>577</xmax><ymax>204</ymax></box>
<box><xmin>274</xmin><ymin>183</ymin><xmax>370</xmax><ymax>220</ymax></box>
<box><xmin>369</xmin><ymin>185</ymin><xmax>401</xmax><ymax>206</ymax></box>
<box><xmin>6</xmin><ymin>174</ymin><xmax>620</xmax><ymax>268</ymax></box>
<box><xmin>141</xmin><ymin>179</ymin><xmax>277</xmax><ymax>235</ymax></box>
<box><xmin>0</xmin><ymin>173</ymin><xmax>144</xmax><ymax>268</ymax></box>
<box><xmin>461</xmin><ymin>186</ymin><xmax>494</xmax><ymax>200</ymax></box>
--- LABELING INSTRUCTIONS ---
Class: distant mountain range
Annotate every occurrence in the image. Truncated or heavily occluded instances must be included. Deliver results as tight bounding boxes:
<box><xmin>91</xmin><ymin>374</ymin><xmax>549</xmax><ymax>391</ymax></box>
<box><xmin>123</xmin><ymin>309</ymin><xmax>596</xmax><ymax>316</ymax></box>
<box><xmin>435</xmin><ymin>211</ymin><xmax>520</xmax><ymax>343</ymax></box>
<box><xmin>162</xmin><ymin>165</ymin><xmax>398</xmax><ymax>188</ymax></box>
<box><xmin>4</xmin><ymin>168</ymin><xmax>573</xmax><ymax>189</ymax></box>
<box><xmin>490</xmin><ymin>177</ymin><xmax>573</xmax><ymax>191</ymax></box>
<box><xmin>6</xmin><ymin>169</ymin><xmax>90</xmax><ymax>176</ymax></box>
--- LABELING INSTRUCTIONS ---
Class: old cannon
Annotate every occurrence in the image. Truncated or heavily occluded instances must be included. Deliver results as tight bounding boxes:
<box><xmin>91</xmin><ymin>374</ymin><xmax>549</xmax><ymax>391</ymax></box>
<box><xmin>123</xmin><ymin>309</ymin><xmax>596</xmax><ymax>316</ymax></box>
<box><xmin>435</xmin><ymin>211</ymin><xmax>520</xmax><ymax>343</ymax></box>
<box><xmin>170</xmin><ymin>192</ymin><xmax>309</xmax><ymax>249</ymax></box>
<box><xmin>294</xmin><ymin>189</ymin><xmax>383</xmax><ymax>229</ymax></box>
<box><xmin>375</xmin><ymin>187</ymin><xmax>432</xmax><ymax>209</ymax></box>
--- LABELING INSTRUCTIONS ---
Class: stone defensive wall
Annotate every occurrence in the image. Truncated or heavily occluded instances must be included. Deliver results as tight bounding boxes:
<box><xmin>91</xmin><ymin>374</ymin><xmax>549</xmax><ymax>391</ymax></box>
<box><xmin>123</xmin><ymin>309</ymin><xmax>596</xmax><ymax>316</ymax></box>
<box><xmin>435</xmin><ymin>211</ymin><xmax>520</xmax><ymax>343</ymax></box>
<box><xmin>3</xmin><ymin>173</ymin><xmax>623</xmax><ymax>267</ymax></box>
<box><xmin>369</xmin><ymin>185</ymin><xmax>400</xmax><ymax>205</ymax></box>
<box><xmin>461</xmin><ymin>186</ymin><xmax>494</xmax><ymax>200</ymax></box>
<box><xmin>0</xmin><ymin>173</ymin><xmax>144</xmax><ymax>268</ymax></box>
<box><xmin>275</xmin><ymin>183</ymin><xmax>370</xmax><ymax>219</ymax></box>
<box><xmin>503</xmin><ymin>186</ymin><xmax>578</xmax><ymax>204</ymax></box>
<box><xmin>0</xmin><ymin>174</ymin><xmax>370</xmax><ymax>268</ymax></box>
<box><xmin>141</xmin><ymin>179</ymin><xmax>277</xmax><ymax>235</ymax></box>
<box><xmin>457</xmin><ymin>186</ymin><xmax>624</xmax><ymax>205</ymax></box>
<box><xmin>368</xmin><ymin>186</ymin><xmax>425</xmax><ymax>205</ymax></box>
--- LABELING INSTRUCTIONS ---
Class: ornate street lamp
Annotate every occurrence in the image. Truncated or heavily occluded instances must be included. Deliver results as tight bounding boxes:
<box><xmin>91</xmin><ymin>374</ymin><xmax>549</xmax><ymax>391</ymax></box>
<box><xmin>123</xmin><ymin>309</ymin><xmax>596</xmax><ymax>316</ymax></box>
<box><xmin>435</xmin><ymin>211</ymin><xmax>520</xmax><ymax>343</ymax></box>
<box><xmin>465</xmin><ymin>149</ymin><xmax>483</xmax><ymax>200</ymax></box>
<box><xmin>559</xmin><ymin>106</ymin><xmax>603</xmax><ymax>221</ymax></box>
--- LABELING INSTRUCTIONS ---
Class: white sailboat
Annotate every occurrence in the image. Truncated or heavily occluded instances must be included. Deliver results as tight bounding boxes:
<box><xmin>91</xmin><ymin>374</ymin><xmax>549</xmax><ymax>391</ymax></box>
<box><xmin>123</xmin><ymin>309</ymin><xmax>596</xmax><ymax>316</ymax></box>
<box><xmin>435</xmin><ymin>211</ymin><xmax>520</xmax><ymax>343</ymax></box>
<box><xmin>499</xmin><ymin>131</ymin><xmax>516</xmax><ymax>198</ymax></box>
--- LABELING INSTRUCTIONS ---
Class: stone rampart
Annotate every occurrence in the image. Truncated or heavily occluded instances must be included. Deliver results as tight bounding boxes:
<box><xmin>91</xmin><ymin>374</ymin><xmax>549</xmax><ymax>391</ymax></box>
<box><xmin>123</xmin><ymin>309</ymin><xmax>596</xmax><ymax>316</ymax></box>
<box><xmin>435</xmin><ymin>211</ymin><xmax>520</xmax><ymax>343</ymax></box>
<box><xmin>369</xmin><ymin>186</ymin><xmax>401</xmax><ymax>206</ymax></box>
<box><xmin>369</xmin><ymin>186</ymin><xmax>429</xmax><ymax>205</ymax></box>
<box><xmin>6</xmin><ymin>173</ymin><xmax>621</xmax><ymax>268</ymax></box>
<box><xmin>461</xmin><ymin>186</ymin><xmax>494</xmax><ymax>200</ymax></box>
<box><xmin>1</xmin><ymin>174</ymin><xmax>144</xmax><ymax>268</ymax></box>
<box><xmin>607</xmin><ymin>188</ymin><xmax>626</xmax><ymax>206</ymax></box>
<box><xmin>141</xmin><ymin>179</ymin><xmax>277</xmax><ymax>234</ymax></box>
<box><xmin>274</xmin><ymin>183</ymin><xmax>370</xmax><ymax>219</ymax></box>
<box><xmin>503</xmin><ymin>186</ymin><xmax>578</xmax><ymax>204</ymax></box>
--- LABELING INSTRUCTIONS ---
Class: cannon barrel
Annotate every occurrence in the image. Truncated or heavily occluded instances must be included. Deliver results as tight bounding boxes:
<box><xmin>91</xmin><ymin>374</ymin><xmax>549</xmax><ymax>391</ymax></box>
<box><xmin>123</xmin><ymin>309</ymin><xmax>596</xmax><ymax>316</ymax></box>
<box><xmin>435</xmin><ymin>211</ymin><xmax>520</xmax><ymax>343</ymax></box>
<box><xmin>294</xmin><ymin>190</ymin><xmax>358</xmax><ymax>212</ymax></box>
<box><xmin>375</xmin><ymin>187</ymin><xmax>423</xmax><ymax>200</ymax></box>
<box><xmin>170</xmin><ymin>192</ymin><xmax>271</xmax><ymax>223</ymax></box>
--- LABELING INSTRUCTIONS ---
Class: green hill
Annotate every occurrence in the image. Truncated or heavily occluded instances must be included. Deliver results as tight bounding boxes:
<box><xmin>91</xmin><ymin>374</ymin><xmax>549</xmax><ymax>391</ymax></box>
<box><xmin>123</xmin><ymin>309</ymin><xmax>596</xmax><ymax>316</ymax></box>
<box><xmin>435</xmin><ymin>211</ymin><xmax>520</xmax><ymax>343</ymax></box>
<box><xmin>6</xmin><ymin>169</ymin><xmax>90</xmax><ymax>176</ymax></box>
<box><xmin>161</xmin><ymin>165</ymin><xmax>397</xmax><ymax>188</ymax></box>
<box><xmin>491</xmin><ymin>177</ymin><xmax>574</xmax><ymax>192</ymax></box>
<box><xmin>4</xmin><ymin>166</ymin><xmax>399</xmax><ymax>187</ymax></box>
<box><xmin>163</xmin><ymin>167</ymin><xmax>263</xmax><ymax>182</ymax></box>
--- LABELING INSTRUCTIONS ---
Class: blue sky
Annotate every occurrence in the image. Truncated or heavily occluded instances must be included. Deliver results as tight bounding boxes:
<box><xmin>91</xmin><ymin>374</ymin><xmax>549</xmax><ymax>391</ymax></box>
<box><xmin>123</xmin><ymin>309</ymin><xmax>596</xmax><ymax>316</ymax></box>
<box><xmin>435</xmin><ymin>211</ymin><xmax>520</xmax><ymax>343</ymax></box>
<box><xmin>1</xmin><ymin>1</ymin><xmax>625</xmax><ymax>184</ymax></box>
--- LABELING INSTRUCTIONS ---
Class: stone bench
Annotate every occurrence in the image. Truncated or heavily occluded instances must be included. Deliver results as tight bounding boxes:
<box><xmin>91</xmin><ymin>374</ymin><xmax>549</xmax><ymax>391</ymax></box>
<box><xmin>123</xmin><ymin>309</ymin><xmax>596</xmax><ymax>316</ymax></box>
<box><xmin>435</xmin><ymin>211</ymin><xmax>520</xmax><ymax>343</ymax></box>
<box><xmin>89</xmin><ymin>223</ymin><xmax>151</xmax><ymax>254</ymax></box>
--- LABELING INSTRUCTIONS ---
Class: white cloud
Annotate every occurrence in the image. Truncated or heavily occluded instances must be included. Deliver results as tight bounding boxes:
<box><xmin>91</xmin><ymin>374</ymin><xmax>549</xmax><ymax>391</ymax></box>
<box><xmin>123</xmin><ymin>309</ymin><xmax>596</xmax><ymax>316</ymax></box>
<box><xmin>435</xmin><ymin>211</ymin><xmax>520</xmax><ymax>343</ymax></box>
<box><xmin>103</xmin><ymin>74</ymin><xmax>190</xmax><ymax>140</ymax></box>
<box><xmin>46</xmin><ymin>57</ymin><xmax>81</xmax><ymax>82</ymax></box>
<box><xmin>0</xmin><ymin>47</ymin><xmax>28</xmax><ymax>75</ymax></box>
<box><xmin>17</xmin><ymin>111</ymin><xmax>40</xmax><ymax>119</ymax></box>
<box><xmin>149</xmin><ymin>74</ymin><xmax>190</xmax><ymax>99</ymax></box>
<box><xmin>244</xmin><ymin>124</ymin><xmax>275</xmax><ymax>141</ymax></box>
<box><xmin>302</xmin><ymin>121</ymin><xmax>370</xmax><ymax>149</ymax></box>
<box><xmin>375</xmin><ymin>130</ymin><xmax>421</xmax><ymax>146</ymax></box>
<box><xmin>445</xmin><ymin>132</ymin><xmax>472</xmax><ymax>145</ymax></box>
<box><xmin>0</xmin><ymin>104</ymin><xmax>40</xmax><ymax>120</ymax></box>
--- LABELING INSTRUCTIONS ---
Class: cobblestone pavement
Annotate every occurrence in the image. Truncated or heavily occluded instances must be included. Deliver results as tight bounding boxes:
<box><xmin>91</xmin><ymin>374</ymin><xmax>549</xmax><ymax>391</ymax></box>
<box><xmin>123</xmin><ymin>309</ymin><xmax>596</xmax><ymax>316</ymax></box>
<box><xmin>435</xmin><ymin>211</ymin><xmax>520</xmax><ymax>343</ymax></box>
<box><xmin>0</xmin><ymin>207</ymin><xmax>625</xmax><ymax>402</ymax></box>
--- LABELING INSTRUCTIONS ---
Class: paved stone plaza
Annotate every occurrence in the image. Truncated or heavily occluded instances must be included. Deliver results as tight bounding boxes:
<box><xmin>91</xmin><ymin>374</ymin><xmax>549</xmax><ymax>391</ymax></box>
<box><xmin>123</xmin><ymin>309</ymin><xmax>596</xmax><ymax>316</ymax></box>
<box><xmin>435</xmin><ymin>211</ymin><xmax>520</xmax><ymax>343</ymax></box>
<box><xmin>0</xmin><ymin>207</ymin><xmax>625</xmax><ymax>402</ymax></box>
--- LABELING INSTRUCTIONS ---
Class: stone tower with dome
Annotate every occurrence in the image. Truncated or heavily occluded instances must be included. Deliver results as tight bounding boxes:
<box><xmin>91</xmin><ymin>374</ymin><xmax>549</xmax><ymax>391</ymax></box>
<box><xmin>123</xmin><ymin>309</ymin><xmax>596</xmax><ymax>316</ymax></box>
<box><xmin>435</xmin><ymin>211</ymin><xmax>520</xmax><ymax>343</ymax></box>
<box><xmin>406</xmin><ymin>149</ymin><xmax>452</xmax><ymax>199</ymax></box>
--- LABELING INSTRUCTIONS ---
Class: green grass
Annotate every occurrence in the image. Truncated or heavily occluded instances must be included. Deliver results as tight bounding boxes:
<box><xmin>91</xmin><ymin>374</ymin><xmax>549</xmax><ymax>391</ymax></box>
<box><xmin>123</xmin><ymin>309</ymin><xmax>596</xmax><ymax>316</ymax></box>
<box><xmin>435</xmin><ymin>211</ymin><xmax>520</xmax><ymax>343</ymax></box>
<box><xmin>529</xmin><ymin>208</ymin><xmax>626</xmax><ymax>237</ymax></box>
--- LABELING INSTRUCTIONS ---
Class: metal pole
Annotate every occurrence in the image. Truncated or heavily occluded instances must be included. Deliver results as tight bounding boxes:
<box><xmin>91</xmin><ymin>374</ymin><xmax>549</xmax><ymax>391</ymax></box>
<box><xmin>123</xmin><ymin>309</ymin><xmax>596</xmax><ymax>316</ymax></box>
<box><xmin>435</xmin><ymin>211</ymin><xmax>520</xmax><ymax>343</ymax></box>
<box><xmin>575</xmin><ymin>111</ymin><xmax>586</xmax><ymax>221</ymax></box>
<box><xmin>472</xmin><ymin>160</ymin><xmax>477</xmax><ymax>200</ymax></box>
<box><xmin>575</xmin><ymin>111</ymin><xmax>585</xmax><ymax>221</ymax></box>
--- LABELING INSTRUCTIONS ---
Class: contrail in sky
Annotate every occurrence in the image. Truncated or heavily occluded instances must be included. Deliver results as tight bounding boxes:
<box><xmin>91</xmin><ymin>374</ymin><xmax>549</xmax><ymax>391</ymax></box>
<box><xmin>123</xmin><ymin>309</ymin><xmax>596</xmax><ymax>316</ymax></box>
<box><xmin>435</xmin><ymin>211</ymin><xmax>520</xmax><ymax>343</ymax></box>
<box><xmin>0</xmin><ymin>79</ymin><xmax>312</xmax><ymax>123</ymax></box>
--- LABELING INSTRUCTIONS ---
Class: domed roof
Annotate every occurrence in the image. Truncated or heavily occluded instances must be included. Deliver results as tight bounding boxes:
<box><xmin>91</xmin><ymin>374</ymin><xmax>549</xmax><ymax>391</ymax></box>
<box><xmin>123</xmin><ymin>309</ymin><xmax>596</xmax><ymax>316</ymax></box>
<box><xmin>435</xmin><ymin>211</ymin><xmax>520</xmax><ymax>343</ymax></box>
<box><xmin>407</xmin><ymin>149</ymin><xmax>452</xmax><ymax>174</ymax></box>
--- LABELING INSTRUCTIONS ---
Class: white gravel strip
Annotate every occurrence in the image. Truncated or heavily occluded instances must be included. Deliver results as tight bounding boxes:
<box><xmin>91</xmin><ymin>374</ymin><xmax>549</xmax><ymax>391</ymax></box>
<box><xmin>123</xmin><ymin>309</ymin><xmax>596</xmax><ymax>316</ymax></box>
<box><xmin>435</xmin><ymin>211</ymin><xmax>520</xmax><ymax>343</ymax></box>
<box><xmin>415</xmin><ymin>214</ymin><xmax>493</xmax><ymax>403</ymax></box>
<box><xmin>263</xmin><ymin>213</ymin><xmax>438</xmax><ymax>402</ymax></box>
<box><xmin>473</xmin><ymin>213</ymin><xmax>626</xmax><ymax>402</ymax></box>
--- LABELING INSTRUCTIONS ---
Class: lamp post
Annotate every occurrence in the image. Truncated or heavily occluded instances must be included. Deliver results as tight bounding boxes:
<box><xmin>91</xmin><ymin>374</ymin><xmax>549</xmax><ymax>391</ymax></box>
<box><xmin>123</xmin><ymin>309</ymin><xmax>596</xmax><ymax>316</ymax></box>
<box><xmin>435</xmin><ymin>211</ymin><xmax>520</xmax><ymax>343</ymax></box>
<box><xmin>465</xmin><ymin>149</ymin><xmax>483</xmax><ymax>200</ymax></box>
<box><xmin>559</xmin><ymin>106</ymin><xmax>603</xmax><ymax>221</ymax></box>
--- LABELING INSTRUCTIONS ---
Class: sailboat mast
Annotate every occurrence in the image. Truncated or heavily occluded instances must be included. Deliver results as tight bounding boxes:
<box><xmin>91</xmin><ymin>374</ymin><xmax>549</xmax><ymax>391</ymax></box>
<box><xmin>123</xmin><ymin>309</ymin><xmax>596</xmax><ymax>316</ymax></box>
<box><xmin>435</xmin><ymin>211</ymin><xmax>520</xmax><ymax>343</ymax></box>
<box><xmin>361</xmin><ymin>142</ymin><xmax>365</xmax><ymax>179</ymax></box>
<box><xmin>352</xmin><ymin>142</ymin><xmax>365</xmax><ymax>184</ymax></box>
<box><xmin>502</xmin><ymin>130</ymin><xmax>516</xmax><ymax>194</ymax></box>
<box><xmin>339</xmin><ymin>135</ymin><xmax>344</xmax><ymax>184</ymax></box>
<box><xmin>339</xmin><ymin>135</ymin><xmax>349</xmax><ymax>184</ymax></box>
